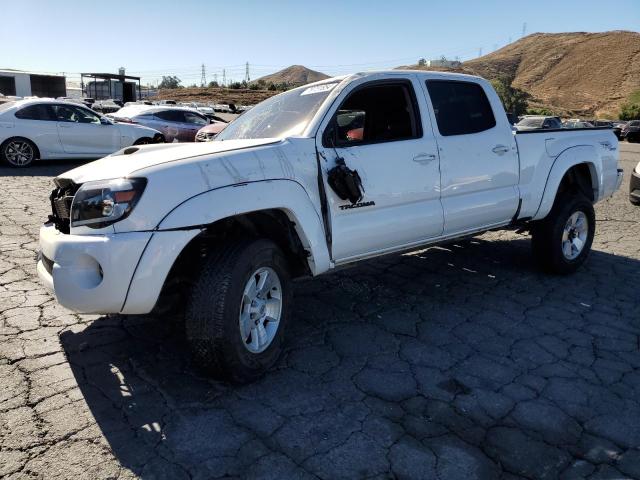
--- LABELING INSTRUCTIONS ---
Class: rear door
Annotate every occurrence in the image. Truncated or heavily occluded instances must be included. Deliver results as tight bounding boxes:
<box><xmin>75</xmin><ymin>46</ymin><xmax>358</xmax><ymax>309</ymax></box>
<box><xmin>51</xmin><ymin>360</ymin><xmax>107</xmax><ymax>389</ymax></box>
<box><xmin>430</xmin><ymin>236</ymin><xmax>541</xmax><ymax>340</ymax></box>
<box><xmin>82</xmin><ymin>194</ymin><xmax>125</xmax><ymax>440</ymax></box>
<box><xmin>13</xmin><ymin>103</ymin><xmax>64</xmax><ymax>157</ymax></box>
<box><xmin>152</xmin><ymin>110</ymin><xmax>183</xmax><ymax>142</ymax></box>
<box><xmin>54</xmin><ymin>104</ymin><xmax>119</xmax><ymax>155</ymax></box>
<box><xmin>423</xmin><ymin>79</ymin><xmax>519</xmax><ymax>234</ymax></box>
<box><xmin>316</xmin><ymin>75</ymin><xmax>443</xmax><ymax>263</ymax></box>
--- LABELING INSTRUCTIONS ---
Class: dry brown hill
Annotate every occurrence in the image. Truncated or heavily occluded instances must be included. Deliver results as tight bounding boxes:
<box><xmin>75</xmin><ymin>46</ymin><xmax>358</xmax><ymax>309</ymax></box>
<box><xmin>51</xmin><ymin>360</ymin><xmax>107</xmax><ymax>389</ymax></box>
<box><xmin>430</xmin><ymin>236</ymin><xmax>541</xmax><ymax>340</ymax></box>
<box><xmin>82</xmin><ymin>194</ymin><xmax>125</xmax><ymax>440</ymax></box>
<box><xmin>255</xmin><ymin>65</ymin><xmax>329</xmax><ymax>86</ymax></box>
<box><xmin>402</xmin><ymin>31</ymin><xmax>640</xmax><ymax>117</ymax></box>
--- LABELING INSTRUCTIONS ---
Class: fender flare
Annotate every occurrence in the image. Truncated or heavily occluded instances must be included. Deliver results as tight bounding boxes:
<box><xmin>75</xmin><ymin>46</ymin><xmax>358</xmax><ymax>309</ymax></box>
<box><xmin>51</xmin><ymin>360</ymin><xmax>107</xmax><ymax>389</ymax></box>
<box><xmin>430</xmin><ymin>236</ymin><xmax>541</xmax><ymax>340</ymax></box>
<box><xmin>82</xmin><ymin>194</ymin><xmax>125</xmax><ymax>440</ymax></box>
<box><xmin>532</xmin><ymin>145</ymin><xmax>601</xmax><ymax>221</ymax></box>
<box><xmin>157</xmin><ymin>179</ymin><xmax>331</xmax><ymax>275</ymax></box>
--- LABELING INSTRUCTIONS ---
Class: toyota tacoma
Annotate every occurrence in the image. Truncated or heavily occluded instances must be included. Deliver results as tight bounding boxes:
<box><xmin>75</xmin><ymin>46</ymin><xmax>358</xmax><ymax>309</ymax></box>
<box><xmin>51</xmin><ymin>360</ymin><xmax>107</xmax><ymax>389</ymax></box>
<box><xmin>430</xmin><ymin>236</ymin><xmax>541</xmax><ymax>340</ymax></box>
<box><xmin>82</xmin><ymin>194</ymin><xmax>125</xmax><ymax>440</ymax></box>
<box><xmin>38</xmin><ymin>71</ymin><xmax>623</xmax><ymax>382</ymax></box>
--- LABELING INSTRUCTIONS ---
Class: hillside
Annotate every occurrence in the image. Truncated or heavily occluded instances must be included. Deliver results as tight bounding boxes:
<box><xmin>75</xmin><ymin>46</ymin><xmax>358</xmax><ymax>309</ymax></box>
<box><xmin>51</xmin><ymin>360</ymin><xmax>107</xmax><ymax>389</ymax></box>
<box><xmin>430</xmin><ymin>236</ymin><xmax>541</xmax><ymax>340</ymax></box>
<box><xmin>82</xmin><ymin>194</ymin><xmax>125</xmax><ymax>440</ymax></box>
<box><xmin>153</xmin><ymin>86</ymin><xmax>276</xmax><ymax>105</ymax></box>
<box><xmin>255</xmin><ymin>65</ymin><xmax>329</xmax><ymax>86</ymax></box>
<box><xmin>402</xmin><ymin>31</ymin><xmax>640</xmax><ymax>117</ymax></box>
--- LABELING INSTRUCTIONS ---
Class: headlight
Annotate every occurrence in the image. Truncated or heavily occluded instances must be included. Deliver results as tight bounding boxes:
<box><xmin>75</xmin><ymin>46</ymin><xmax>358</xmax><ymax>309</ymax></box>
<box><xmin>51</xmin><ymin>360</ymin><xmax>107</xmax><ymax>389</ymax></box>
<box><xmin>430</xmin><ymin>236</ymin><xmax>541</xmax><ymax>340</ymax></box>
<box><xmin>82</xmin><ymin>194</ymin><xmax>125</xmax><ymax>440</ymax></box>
<box><xmin>71</xmin><ymin>178</ymin><xmax>146</xmax><ymax>229</ymax></box>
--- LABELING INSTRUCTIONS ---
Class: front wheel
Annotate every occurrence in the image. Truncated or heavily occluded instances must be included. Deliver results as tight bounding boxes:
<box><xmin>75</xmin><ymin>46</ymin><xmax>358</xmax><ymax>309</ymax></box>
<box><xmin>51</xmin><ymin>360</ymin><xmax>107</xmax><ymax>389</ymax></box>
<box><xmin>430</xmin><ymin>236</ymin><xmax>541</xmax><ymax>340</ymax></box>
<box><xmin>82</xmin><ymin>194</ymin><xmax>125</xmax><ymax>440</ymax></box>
<box><xmin>185</xmin><ymin>239</ymin><xmax>292</xmax><ymax>383</ymax></box>
<box><xmin>531</xmin><ymin>193</ymin><xmax>595</xmax><ymax>274</ymax></box>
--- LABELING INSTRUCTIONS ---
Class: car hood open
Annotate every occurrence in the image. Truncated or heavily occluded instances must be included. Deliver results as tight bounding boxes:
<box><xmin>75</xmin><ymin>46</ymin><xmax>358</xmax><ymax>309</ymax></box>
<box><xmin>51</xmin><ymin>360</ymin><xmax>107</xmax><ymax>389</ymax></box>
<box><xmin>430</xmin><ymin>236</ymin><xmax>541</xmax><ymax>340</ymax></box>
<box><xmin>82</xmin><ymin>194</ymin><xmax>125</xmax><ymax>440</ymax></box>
<box><xmin>58</xmin><ymin>138</ymin><xmax>281</xmax><ymax>184</ymax></box>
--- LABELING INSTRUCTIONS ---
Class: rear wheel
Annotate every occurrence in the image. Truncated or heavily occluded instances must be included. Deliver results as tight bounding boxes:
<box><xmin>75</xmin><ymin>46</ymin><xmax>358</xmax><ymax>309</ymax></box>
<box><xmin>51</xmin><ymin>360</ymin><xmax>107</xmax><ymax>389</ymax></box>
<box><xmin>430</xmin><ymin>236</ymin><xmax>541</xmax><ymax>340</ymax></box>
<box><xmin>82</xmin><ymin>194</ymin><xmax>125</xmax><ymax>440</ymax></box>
<box><xmin>531</xmin><ymin>193</ymin><xmax>595</xmax><ymax>274</ymax></box>
<box><xmin>1</xmin><ymin>138</ymin><xmax>38</xmax><ymax>167</ymax></box>
<box><xmin>185</xmin><ymin>239</ymin><xmax>292</xmax><ymax>383</ymax></box>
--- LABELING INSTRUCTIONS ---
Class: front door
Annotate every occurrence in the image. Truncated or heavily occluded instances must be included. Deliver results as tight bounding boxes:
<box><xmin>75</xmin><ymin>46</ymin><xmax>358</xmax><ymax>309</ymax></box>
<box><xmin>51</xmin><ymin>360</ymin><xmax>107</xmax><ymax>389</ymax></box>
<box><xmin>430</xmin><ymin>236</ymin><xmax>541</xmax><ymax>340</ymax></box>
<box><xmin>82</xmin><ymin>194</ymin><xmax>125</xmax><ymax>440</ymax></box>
<box><xmin>316</xmin><ymin>77</ymin><xmax>443</xmax><ymax>263</ymax></box>
<box><xmin>423</xmin><ymin>79</ymin><xmax>520</xmax><ymax>234</ymax></box>
<box><xmin>54</xmin><ymin>104</ymin><xmax>119</xmax><ymax>155</ymax></box>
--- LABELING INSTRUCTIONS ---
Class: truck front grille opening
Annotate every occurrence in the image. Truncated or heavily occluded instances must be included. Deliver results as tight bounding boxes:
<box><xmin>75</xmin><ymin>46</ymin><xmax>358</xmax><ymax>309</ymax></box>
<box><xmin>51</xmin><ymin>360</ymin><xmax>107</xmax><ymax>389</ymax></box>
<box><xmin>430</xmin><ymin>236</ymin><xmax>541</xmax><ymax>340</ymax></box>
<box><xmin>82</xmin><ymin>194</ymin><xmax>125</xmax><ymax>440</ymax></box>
<box><xmin>49</xmin><ymin>179</ymin><xmax>80</xmax><ymax>234</ymax></box>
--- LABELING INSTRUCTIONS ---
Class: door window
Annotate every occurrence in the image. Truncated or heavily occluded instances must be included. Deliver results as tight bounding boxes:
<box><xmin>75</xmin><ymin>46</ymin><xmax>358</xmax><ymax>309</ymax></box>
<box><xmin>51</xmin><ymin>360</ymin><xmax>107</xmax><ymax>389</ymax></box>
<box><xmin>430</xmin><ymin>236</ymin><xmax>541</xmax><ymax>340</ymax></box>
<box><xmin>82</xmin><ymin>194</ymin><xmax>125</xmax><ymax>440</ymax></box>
<box><xmin>426</xmin><ymin>80</ymin><xmax>496</xmax><ymax>136</ymax></box>
<box><xmin>155</xmin><ymin>110</ymin><xmax>184</xmax><ymax>122</ymax></box>
<box><xmin>183</xmin><ymin>111</ymin><xmax>208</xmax><ymax>126</ymax></box>
<box><xmin>15</xmin><ymin>104</ymin><xmax>56</xmax><ymax>121</ymax></box>
<box><xmin>53</xmin><ymin>105</ymin><xmax>101</xmax><ymax>124</ymax></box>
<box><xmin>330</xmin><ymin>82</ymin><xmax>421</xmax><ymax>147</ymax></box>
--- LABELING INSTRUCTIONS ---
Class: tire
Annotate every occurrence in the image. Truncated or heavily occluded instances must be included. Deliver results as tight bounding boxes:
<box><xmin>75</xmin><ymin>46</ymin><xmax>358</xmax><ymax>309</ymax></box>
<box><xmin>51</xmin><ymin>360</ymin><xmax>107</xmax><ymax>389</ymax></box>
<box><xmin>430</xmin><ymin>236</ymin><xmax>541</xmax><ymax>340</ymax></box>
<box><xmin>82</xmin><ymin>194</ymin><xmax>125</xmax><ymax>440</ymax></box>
<box><xmin>185</xmin><ymin>238</ymin><xmax>292</xmax><ymax>383</ymax></box>
<box><xmin>1</xmin><ymin>137</ymin><xmax>38</xmax><ymax>167</ymax></box>
<box><xmin>133</xmin><ymin>137</ymin><xmax>152</xmax><ymax>145</ymax></box>
<box><xmin>531</xmin><ymin>193</ymin><xmax>595</xmax><ymax>274</ymax></box>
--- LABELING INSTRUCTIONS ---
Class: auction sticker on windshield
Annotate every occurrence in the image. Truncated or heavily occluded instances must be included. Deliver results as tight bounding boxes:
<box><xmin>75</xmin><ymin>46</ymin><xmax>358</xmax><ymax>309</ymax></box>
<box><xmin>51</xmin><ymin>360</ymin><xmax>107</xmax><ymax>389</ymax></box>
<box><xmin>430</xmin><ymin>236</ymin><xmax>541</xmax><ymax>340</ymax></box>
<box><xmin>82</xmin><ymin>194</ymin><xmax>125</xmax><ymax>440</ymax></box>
<box><xmin>300</xmin><ymin>83</ymin><xmax>338</xmax><ymax>96</ymax></box>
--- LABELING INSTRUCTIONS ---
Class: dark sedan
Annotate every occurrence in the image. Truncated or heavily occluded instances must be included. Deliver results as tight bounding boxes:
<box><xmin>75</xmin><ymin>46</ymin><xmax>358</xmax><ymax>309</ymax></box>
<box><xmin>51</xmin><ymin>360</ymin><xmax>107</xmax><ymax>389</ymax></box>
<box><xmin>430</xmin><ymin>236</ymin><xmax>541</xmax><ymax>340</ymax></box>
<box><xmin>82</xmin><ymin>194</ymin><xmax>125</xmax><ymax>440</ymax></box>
<box><xmin>108</xmin><ymin>106</ymin><xmax>211</xmax><ymax>142</ymax></box>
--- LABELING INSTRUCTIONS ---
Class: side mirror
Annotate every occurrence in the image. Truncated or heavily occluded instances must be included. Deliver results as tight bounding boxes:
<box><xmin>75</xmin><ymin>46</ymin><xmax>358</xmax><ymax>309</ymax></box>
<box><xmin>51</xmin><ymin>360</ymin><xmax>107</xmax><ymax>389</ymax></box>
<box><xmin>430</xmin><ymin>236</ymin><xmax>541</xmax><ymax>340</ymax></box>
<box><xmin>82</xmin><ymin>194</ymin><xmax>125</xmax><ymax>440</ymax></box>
<box><xmin>100</xmin><ymin>117</ymin><xmax>112</xmax><ymax>125</ymax></box>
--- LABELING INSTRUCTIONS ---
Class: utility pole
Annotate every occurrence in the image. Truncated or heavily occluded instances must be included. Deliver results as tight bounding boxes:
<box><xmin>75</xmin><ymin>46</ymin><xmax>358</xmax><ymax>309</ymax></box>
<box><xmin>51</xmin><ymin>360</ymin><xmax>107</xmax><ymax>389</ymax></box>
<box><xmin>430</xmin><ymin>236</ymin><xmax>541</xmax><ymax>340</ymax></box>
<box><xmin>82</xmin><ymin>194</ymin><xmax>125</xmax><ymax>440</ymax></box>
<box><xmin>200</xmin><ymin>63</ymin><xmax>206</xmax><ymax>87</ymax></box>
<box><xmin>245</xmin><ymin>62</ymin><xmax>250</xmax><ymax>82</ymax></box>
<box><xmin>222</xmin><ymin>69</ymin><xmax>226</xmax><ymax>87</ymax></box>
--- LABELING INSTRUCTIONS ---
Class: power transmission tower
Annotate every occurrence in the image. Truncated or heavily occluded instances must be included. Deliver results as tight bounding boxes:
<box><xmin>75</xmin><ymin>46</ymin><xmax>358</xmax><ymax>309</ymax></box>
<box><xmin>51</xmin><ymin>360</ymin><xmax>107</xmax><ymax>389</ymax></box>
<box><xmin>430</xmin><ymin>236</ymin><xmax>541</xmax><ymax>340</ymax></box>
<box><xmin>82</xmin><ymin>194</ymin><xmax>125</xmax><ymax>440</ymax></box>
<box><xmin>245</xmin><ymin>62</ymin><xmax>250</xmax><ymax>82</ymax></box>
<box><xmin>222</xmin><ymin>69</ymin><xmax>226</xmax><ymax>86</ymax></box>
<box><xmin>200</xmin><ymin>64</ymin><xmax>206</xmax><ymax>87</ymax></box>
<box><xmin>522</xmin><ymin>22</ymin><xmax>527</xmax><ymax>38</ymax></box>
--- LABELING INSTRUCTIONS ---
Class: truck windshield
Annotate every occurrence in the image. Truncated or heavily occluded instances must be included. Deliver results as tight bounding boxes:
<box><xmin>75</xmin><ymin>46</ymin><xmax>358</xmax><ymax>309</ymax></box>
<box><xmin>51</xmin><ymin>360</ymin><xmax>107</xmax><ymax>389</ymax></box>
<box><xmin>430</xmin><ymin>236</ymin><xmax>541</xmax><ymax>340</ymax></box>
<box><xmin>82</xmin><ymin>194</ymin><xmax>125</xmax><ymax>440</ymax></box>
<box><xmin>518</xmin><ymin>118</ymin><xmax>544</xmax><ymax>127</ymax></box>
<box><xmin>216</xmin><ymin>83</ymin><xmax>338</xmax><ymax>140</ymax></box>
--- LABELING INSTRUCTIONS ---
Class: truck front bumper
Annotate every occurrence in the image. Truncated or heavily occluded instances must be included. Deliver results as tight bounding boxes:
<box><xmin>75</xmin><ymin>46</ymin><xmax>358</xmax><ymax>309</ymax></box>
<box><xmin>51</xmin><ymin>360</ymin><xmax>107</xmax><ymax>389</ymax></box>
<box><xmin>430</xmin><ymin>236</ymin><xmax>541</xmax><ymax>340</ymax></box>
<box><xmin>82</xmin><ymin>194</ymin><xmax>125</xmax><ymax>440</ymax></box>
<box><xmin>37</xmin><ymin>224</ymin><xmax>201</xmax><ymax>315</ymax></box>
<box><xmin>630</xmin><ymin>169</ymin><xmax>640</xmax><ymax>205</ymax></box>
<box><xmin>37</xmin><ymin>224</ymin><xmax>152</xmax><ymax>314</ymax></box>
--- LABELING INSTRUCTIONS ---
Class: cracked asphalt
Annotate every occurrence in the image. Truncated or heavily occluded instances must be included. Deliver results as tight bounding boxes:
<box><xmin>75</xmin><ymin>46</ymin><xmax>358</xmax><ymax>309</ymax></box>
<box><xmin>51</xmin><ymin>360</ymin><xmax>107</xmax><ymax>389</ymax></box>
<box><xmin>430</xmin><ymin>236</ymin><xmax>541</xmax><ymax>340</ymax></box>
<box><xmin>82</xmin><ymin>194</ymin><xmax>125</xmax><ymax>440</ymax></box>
<box><xmin>1</xmin><ymin>143</ymin><xmax>639</xmax><ymax>480</ymax></box>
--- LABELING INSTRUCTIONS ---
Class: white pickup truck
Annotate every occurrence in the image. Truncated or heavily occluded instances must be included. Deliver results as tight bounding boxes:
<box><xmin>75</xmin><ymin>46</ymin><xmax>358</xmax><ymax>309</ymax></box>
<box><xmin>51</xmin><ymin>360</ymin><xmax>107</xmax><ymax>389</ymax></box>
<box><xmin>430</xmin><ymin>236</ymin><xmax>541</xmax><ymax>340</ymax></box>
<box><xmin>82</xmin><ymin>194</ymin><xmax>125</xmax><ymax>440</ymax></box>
<box><xmin>38</xmin><ymin>71</ymin><xmax>623</xmax><ymax>382</ymax></box>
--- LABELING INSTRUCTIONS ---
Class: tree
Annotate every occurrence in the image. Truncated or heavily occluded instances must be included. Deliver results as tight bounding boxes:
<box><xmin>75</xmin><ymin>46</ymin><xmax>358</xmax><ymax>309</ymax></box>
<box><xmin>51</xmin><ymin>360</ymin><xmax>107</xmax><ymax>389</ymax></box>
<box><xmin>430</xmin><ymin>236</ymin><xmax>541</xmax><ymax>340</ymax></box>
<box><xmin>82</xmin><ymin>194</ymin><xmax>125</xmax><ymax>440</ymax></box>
<box><xmin>158</xmin><ymin>76</ymin><xmax>181</xmax><ymax>89</ymax></box>
<box><xmin>490</xmin><ymin>77</ymin><xmax>530</xmax><ymax>117</ymax></box>
<box><xmin>208</xmin><ymin>80</ymin><xmax>219</xmax><ymax>88</ymax></box>
<box><xmin>619</xmin><ymin>102</ymin><xmax>640</xmax><ymax>121</ymax></box>
<box><xmin>418</xmin><ymin>58</ymin><xmax>426</xmax><ymax>66</ymax></box>
<box><xmin>526</xmin><ymin>107</ymin><xmax>556</xmax><ymax>116</ymax></box>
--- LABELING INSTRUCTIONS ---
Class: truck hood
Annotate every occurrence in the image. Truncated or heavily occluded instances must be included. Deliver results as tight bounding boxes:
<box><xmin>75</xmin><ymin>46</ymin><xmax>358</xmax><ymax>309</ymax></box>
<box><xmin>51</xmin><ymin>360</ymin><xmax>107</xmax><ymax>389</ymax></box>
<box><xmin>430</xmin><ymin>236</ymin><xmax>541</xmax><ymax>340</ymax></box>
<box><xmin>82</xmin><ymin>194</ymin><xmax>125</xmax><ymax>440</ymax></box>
<box><xmin>58</xmin><ymin>138</ymin><xmax>281</xmax><ymax>184</ymax></box>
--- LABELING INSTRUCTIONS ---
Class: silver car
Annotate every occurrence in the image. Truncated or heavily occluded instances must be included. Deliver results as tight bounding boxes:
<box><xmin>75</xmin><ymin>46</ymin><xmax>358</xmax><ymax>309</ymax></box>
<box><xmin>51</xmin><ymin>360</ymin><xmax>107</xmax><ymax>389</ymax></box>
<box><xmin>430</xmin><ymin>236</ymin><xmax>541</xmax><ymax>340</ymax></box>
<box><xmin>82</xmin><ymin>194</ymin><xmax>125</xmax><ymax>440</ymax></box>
<box><xmin>108</xmin><ymin>106</ymin><xmax>210</xmax><ymax>142</ymax></box>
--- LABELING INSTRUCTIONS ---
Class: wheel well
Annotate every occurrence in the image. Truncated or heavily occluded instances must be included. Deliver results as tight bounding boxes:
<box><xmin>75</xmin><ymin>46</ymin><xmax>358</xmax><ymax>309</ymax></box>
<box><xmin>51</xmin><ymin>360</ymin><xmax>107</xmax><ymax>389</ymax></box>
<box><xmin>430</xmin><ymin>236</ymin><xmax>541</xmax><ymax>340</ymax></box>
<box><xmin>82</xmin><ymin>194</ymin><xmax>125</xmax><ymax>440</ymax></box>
<box><xmin>557</xmin><ymin>163</ymin><xmax>596</xmax><ymax>202</ymax></box>
<box><xmin>1</xmin><ymin>136</ymin><xmax>41</xmax><ymax>159</ymax></box>
<box><xmin>153</xmin><ymin>209</ymin><xmax>311</xmax><ymax>314</ymax></box>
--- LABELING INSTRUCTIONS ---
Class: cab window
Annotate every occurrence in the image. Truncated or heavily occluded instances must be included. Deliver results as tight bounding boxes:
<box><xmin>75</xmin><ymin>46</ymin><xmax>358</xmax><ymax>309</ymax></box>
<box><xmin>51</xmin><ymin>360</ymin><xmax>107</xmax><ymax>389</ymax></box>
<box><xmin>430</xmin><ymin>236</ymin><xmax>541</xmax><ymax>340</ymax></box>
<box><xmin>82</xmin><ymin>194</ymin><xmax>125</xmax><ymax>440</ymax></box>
<box><xmin>330</xmin><ymin>82</ymin><xmax>421</xmax><ymax>147</ymax></box>
<box><xmin>426</xmin><ymin>80</ymin><xmax>496</xmax><ymax>136</ymax></box>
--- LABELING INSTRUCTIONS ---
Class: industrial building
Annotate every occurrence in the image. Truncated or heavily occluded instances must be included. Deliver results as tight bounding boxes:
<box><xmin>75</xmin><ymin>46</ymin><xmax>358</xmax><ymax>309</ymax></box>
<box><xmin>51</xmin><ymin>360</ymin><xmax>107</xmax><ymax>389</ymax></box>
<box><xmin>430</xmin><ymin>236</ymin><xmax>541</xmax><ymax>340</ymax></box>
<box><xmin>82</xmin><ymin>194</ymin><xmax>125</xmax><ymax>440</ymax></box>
<box><xmin>81</xmin><ymin>68</ymin><xmax>141</xmax><ymax>103</ymax></box>
<box><xmin>0</xmin><ymin>69</ymin><xmax>66</xmax><ymax>98</ymax></box>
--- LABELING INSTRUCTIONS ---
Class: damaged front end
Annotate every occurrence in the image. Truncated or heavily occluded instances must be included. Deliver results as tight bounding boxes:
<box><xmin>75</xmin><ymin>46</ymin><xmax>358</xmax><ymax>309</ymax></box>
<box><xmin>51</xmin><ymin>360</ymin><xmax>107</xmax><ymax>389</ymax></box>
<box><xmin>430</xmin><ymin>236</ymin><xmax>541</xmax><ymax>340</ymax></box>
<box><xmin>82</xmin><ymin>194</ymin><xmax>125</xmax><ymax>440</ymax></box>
<box><xmin>48</xmin><ymin>178</ymin><xmax>80</xmax><ymax>234</ymax></box>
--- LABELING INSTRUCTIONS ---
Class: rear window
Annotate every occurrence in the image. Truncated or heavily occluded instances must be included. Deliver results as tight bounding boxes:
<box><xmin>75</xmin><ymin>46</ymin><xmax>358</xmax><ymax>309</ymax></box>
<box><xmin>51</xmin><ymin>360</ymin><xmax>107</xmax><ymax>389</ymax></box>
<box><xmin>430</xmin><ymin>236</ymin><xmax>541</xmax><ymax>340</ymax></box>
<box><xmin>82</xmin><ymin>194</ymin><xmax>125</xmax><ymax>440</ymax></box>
<box><xmin>15</xmin><ymin>104</ymin><xmax>55</xmax><ymax>121</ymax></box>
<box><xmin>426</xmin><ymin>80</ymin><xmax>496</xmax><ymax>136</ymax></box>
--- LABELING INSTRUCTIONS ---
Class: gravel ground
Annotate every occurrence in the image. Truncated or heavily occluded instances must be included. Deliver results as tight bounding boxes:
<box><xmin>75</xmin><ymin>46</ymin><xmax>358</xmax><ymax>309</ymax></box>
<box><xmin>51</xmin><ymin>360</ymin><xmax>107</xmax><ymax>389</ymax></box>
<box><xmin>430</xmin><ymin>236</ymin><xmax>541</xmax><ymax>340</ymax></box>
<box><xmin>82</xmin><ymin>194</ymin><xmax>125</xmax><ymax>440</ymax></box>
<box><xmin>1</xmin><ymin>144</ymin><xmax>639</xmax><ymax>480</ymax></box>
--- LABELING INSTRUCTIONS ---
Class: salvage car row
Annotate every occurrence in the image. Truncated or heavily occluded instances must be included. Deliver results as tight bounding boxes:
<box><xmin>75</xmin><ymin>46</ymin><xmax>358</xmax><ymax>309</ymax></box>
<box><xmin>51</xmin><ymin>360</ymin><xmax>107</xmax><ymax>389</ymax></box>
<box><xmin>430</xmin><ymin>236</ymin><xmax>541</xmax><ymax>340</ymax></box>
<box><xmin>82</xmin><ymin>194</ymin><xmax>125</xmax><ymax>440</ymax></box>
<box><xmin>513</xmin><ymin>115</ymin><xmax>637</xmax><ymax>141</ymax></box>
<box><xmin>0</xmin><ymin>99</ymin><xmax>231</xmax><ymax>167</ymax></box>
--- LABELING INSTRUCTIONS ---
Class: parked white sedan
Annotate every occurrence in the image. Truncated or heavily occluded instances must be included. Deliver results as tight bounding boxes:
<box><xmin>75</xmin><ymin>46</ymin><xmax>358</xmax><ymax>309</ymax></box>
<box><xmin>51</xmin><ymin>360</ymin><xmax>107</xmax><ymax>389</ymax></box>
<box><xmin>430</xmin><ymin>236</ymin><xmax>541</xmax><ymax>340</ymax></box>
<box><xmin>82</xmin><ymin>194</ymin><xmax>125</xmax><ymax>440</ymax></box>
<box><xmin>0</xmin><ymin>99</ymin><xmax>164</xmax><ymax>167</ymax></box>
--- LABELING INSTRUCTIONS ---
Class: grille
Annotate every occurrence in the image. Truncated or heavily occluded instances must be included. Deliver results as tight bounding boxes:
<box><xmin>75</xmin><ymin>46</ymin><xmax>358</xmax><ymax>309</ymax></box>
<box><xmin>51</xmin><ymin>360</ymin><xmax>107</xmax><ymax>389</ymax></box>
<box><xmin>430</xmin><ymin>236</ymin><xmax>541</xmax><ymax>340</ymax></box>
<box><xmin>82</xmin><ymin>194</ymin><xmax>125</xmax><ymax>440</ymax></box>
<box><xmin>195</xmin><ymin>131</ymin><xmax>215</xmax><ymax>142</ymax></box>
<box><xmin>49</xmin><ymin>179</ymin><xmax>79</xmax><ymax>234</ymax></box>
<box><xmin>53</xmin><ymin>195</ymin><xmax>73</xmax><ymax>219</ymax></box>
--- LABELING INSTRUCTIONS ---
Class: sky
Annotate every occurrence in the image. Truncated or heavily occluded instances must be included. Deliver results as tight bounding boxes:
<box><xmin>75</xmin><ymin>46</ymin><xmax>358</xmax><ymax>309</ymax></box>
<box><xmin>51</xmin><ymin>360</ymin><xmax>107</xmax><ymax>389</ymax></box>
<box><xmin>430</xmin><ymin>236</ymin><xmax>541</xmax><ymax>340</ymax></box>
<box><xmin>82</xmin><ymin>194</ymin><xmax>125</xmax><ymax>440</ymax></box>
<box><xmin>1</xmin><ymin>0</ymin><xmax>639</xmax><ymax>86</ymax></box>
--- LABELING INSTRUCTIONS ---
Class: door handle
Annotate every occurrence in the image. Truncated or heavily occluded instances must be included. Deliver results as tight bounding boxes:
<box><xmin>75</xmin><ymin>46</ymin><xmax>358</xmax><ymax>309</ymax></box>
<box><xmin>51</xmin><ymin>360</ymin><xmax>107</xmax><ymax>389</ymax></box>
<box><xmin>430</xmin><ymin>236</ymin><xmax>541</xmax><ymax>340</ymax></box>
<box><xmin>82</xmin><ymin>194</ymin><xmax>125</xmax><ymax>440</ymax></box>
<box><xmin>413</xmin><ymin>153</ymin><xmax>437</xmax><ymax>164</ymax></box>
<box><xmin>57</xmin><ymin>123</ymin><xmax>72</xmax><ymax>129</ymax></box>
<box><xmin>492</xmin><ymin>145</ymin><xmax>510</xmax><ymax>155</ymax></box>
